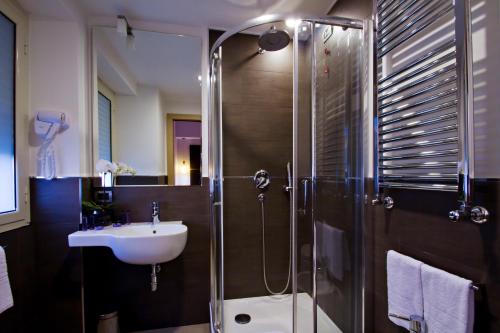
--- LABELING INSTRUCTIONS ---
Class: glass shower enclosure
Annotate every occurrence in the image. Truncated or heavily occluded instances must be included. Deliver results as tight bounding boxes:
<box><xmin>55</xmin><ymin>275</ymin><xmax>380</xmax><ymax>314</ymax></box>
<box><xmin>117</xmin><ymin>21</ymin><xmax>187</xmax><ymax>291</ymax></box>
<box><xmin>209</xmin><ymin>15</ymin><xmax>370</xmax><ymax>333</ymax></box>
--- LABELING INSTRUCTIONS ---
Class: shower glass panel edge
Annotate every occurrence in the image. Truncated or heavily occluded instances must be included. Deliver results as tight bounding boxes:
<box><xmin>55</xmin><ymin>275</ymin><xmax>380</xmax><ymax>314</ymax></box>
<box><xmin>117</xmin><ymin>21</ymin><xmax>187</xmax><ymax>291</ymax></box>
<box><xmin>209</xmin><ymin>47</ymin><xmax>224</xmax><ymax>333</ymax></box>
<box><xmin>292</xmin><ymin>20</ymin><xmax>299</xmax><ymax>333</ymax></box>
<box><xmin>294</xmin><ymin>20</ymin><xmax>315</xmax><ymax>333</ymax></box>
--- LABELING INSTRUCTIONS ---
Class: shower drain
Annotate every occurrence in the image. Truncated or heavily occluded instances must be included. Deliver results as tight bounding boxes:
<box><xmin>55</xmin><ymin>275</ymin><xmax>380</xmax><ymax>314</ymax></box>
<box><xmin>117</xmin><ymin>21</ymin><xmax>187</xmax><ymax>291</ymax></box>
<box><xmin>235</xmin><ymin>313</ymin><xmax>251</xmax><ymax>324</ymax></box>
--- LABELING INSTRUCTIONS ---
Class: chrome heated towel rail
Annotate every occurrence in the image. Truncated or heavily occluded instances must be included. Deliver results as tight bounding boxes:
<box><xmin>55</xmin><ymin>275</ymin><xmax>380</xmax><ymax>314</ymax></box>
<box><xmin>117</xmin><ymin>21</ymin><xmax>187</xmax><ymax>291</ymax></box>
<box><xmin>373</xmin><ymin>0</ymin><xmax>488</xmax><ymax>224</ymax></box>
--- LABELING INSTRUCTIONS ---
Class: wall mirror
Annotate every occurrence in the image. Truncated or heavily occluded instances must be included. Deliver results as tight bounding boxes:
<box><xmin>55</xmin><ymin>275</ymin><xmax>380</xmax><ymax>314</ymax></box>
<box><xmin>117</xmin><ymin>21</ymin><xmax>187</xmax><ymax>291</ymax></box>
<box><xmin>92</xmin><ymin>26</ymin><xmax>202</xmax><ymax>186</ymax></box>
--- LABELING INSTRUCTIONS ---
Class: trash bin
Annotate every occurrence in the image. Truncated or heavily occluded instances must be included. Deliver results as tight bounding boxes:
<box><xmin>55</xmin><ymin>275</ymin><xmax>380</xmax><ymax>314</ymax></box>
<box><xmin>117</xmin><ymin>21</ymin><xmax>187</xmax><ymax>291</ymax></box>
<box><xmin>97</xmin><ymin>311</ymin><xmax>119</xmax><ymax>333</ymax></box>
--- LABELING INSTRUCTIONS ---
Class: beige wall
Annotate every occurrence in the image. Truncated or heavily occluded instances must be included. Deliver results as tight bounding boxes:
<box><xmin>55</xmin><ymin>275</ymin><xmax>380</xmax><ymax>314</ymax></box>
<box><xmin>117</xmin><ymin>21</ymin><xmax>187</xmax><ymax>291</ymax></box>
<box><xmin>29</xmin><ymin>19</ymin><xmax>88</xmax><ymax>177</ymax></box>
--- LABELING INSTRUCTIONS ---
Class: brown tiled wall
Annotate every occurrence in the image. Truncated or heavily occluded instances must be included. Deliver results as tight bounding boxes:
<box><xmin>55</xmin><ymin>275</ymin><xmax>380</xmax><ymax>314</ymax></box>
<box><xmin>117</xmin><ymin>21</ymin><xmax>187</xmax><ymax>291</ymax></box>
<box><xmin>364</xmin><ymin>180</ymin><xmax>500</xmax><ymax>333</ymax></box>
<box><xmin>211</xmin><ymin>30</ymin><xmax>295</xmax><ymax>299</ymax></box>
<box><xmin>0</xmin><ymin>178</ymin><xmax>83</xmax><ymax>333</ymax></box>
<box><xmin>0</xmin><ymin>226</ymin><xmax>36</xmax><ymax>332</ymax></box>
<box><xmin>82</xmin><ymin>180</ymin><xmax>211</xmax><ymax>332</ymax></box>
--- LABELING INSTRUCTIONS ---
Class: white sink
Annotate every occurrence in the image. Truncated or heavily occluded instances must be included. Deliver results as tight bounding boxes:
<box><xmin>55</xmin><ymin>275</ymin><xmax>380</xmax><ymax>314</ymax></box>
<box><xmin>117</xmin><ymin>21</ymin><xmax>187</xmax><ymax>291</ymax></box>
<box><xmin>68</xmin><ymin>222</ymin><xmax>188</xmax><ymax>265</ymax></box>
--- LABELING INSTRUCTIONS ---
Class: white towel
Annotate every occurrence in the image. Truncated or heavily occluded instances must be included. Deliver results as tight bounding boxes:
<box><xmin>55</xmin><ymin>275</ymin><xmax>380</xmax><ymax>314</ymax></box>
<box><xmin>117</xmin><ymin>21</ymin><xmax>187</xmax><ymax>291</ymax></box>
<box><xmin>0</xmin><ymin>246</ymin><xmax>13</xmax><ymax>314</ymax></box>
<box><xmin>387</xmin><ymin>250</ymin><xmax>424</xmax><ymax>330</ymax></box>
<box><xmin>320</xmin><ymin>222</ymin><xmax>344</xmax><ymax>281</ymax></box>
<box><xmin>421</xmin><ymin>264</ymin><xmax>474</xmax><ymax>333</ymax></box>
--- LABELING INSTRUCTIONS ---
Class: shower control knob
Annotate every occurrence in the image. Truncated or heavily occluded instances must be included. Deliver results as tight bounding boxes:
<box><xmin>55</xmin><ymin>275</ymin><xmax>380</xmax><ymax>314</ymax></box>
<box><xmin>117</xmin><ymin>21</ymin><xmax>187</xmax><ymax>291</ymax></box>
<box><xmin>254</xmin><ymin>170</ymin><xmax>270</xmax><ymax>190</ymax></box>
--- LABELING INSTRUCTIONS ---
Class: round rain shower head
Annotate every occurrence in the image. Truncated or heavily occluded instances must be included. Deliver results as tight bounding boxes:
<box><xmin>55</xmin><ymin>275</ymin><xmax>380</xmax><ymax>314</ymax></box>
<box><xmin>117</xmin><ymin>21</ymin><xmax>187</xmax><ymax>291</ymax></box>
<box><xmin>258</xmin><ymin>26</ymin><xmax>290</xmax><ymax>52</ymax></box>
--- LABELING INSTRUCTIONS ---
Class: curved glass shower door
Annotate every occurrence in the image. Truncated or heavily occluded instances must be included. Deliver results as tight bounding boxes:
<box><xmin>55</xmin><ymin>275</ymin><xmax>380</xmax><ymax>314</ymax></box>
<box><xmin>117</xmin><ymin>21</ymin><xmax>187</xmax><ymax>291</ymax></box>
<box><xmin>209</xmin><ymin>16</ymin><xmax>368</xmax><ymax>333</ymax></box>
<box><xmin>297</xmin><ymin>22</ymin><xmax>366</xmax><ymax>333</ymax></box>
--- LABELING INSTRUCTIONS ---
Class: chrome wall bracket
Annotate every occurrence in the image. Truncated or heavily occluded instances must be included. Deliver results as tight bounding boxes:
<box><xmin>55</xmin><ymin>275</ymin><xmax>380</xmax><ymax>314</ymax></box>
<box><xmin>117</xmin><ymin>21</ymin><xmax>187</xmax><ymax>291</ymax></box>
<box><xmin>449</xmin><ymin>204</ymin><xmax>489</xmax><ymax>224</ymax></box>
<box><xmin>371</xmin><ymin>194</ymin><xmax>394</xmax><ymax>210</ymax></box>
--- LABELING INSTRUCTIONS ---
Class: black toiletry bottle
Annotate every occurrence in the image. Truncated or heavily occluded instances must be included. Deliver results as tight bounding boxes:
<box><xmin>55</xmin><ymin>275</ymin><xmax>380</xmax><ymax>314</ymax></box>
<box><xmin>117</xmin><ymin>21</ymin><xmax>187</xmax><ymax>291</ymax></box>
<box><xmin>94</xmin><ymin>209</ymin><xmax>105</xmax><ymax>229</ymax></box>
<box><xmin>124</xmin><ymin>210</ymin><xmax>131</xmax><ymax>224</ymax></box>
<box><xmin>88</xmin><ymin>210</ymin><xmax>99</xmax><ymax>230</ymax></box>
<box><xmin>113</xmin><ymin>210</ymin><xmax>124</xmax><ymax>227</ymax></box>
<box><xmin>80</xmin><ymin>216</ymin><xmax>88</xmax><ymax>231</ymax></box>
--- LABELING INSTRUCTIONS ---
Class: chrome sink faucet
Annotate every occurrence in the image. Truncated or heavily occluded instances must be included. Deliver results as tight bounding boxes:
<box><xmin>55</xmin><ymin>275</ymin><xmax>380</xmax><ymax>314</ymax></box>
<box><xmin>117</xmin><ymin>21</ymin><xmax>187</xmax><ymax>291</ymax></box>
<box><xmin>152</xmin><ymin>201</ymin><xmax>160</xmax><ymax>225</ymax></box>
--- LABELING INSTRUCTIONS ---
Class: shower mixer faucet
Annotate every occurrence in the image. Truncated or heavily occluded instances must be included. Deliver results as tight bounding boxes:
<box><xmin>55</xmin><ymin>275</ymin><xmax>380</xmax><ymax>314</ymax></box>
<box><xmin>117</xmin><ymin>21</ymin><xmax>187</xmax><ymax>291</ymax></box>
<box><xmin>254</xmin><ymin>170</ymin><xmax>271</xmax><ymax>191</ymax></box>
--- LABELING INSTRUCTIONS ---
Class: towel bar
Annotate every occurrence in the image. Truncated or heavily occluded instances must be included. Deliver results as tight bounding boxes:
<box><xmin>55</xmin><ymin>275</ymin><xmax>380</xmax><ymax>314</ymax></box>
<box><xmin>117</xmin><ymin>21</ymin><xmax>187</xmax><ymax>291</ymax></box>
<box><xmin>384</xmin><ymin>251</ymin><xmax>480</xmax><ymax>291</ymax></box>
<box><xmin>388</xmin><ymin>313</ymin><xmax>424</xmax><ymax>333</ymax></box>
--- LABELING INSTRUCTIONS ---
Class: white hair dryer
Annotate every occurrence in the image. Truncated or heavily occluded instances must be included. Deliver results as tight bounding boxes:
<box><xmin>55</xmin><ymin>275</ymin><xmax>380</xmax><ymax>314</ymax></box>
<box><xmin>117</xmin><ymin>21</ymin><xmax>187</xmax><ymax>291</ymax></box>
<box><xmin>35</xmin><ymin>111</ymin><xmax>69</xmax><ymax>180</ymax></box>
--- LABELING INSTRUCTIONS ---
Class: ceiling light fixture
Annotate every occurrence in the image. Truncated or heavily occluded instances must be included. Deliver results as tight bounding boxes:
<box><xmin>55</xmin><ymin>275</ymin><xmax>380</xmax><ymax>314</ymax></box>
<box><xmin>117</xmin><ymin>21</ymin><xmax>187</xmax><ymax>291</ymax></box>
<box><xmin>256</xmin><ymin>14</ymin><xmax>274</xmax><ymax>22</ymax></box>
<box><xmin>117</xmin><ymin>15</ymin><xmax>135</xmax><ymax>50</ymax></box>
<box><xmin>117</xmin><ymin>15</ymin><xmax>132</xmax><ymax>36</ymax></box>
<box><xmin>285</xmin><ymin>19</ymin><xmax>301</xmax><ymax>28</ymax></box>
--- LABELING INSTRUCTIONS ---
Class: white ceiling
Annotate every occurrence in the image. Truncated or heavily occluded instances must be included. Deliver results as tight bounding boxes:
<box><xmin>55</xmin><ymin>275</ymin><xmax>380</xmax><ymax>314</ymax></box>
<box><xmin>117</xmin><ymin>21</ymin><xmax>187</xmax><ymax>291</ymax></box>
<box><xmin>19</xmin><ymin>0</ymin><xmax>336</xmax><ymax>29</ymax></box>
<box><xmin>97</xmin><ymin>27</ymin><xmax>201</xmax><ymax>101</ymax></box>
<box><xmin>17</xmin><ymin>0</ymin><xmax>85</xmax><ymax>20</ymax></box>
<box><xmin>80</xmin><ymin>0</ymin><xmax>335</xmax><ymax>28</ymax></box>
<box><xmin>17</xmin><ymin>0</ymin><xmax>336</xmax><ymax>103</ymax></box>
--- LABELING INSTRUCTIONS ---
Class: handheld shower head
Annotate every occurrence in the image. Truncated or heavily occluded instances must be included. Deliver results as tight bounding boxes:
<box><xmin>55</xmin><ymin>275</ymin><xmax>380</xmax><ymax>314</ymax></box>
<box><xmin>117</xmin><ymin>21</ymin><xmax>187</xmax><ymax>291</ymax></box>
<box><xmin>258</xmin><ymin>25</ymin><xmax>290</xmax><ymax>52</ymax></box>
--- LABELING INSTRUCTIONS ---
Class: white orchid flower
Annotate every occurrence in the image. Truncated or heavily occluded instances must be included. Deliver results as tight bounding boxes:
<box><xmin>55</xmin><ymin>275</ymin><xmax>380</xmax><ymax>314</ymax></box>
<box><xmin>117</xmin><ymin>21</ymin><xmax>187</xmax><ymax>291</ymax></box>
<box><xmin>96</xmin><ymin>159</ymin><xmax>114</xmax><ymax>173</ymax></box>
<box><xmin>114</xmin><ymin>161</ymin><xmax>137</xmax><ymax>175</ymax></box>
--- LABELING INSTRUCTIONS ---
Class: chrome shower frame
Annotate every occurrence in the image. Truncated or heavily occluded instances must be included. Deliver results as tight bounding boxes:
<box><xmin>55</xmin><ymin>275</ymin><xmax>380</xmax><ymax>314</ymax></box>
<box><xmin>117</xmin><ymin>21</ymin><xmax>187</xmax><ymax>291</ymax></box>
<box><xmin>208</xmin><ymin>14</ymin><xmax>367</xmax><ymax>333</ymax></box>
<box><xmin>209</xmin><ymin>15</ymin><xmax>363</xmax><ymax>55</ymax></box>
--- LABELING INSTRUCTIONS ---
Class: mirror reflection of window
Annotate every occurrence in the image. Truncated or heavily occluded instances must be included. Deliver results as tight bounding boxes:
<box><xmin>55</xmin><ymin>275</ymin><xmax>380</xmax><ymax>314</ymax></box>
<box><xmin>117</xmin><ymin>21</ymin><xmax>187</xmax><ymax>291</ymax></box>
<box><xmin>93</xmin><ymin>27</ymin><xmax>202</xmax><ymax>186</ymax></box>
<box><xmin>97</xmin><ymin>92</ymin><xmax>112</xmax><ymax>161</ymax></box>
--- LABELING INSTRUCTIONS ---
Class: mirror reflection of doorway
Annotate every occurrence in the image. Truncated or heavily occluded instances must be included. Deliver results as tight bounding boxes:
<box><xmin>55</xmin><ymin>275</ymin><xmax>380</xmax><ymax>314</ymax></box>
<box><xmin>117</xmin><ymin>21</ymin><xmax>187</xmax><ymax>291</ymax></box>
<box><xmin>189</xmin><ymin>144</ymin><xmax>201</xmax><ymax>185</ymax></box>
<box><xmin>167</xmin><ymin>115</ymin><xmax>202</xmax><ymax>185</ymax></box>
